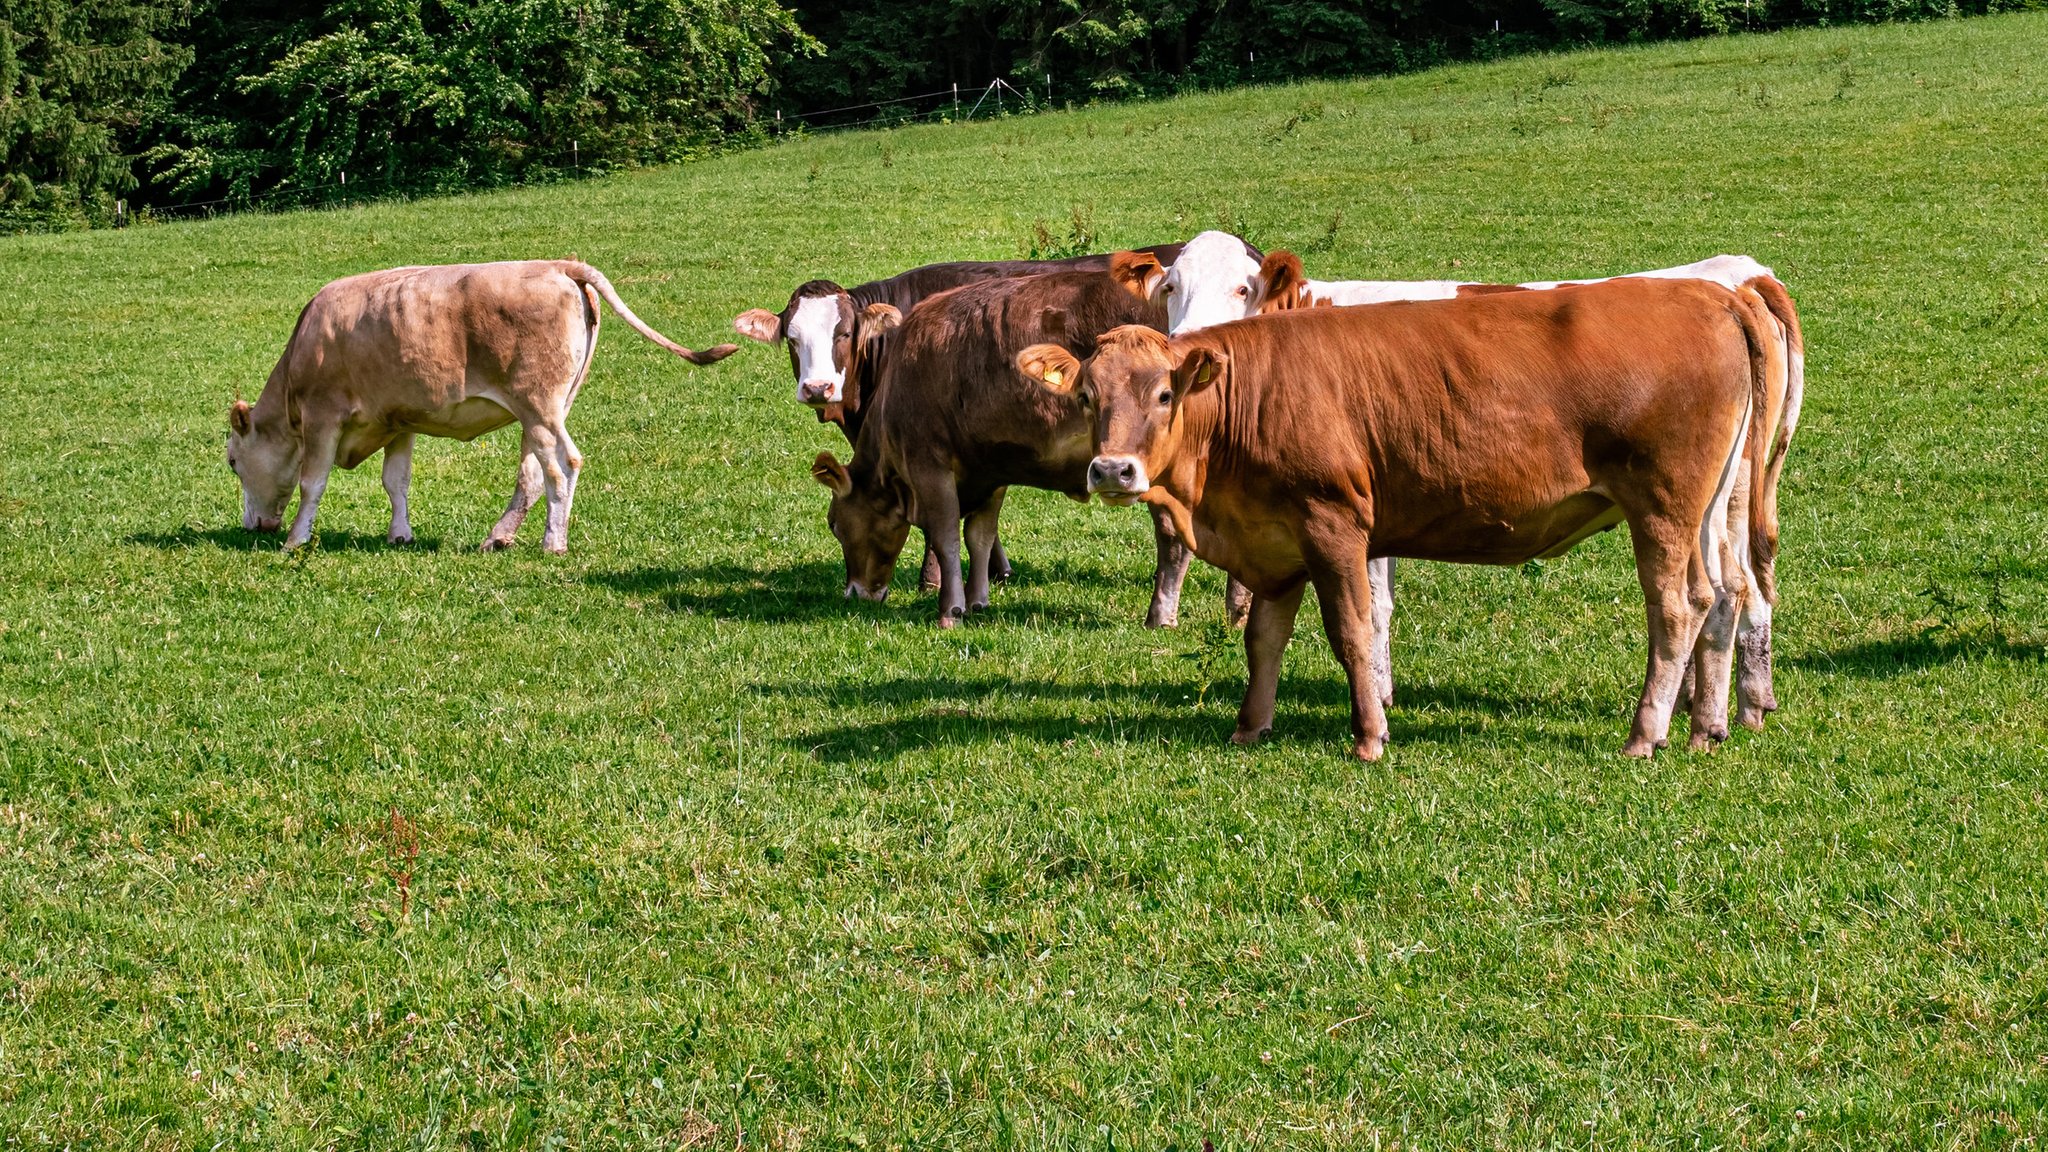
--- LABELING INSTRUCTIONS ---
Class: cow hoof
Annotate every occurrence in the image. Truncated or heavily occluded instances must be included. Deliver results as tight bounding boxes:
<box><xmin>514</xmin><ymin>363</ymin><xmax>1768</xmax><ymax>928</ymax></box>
<box><xmin>1621</xmin><ymin>738</ymin><xmax>1658</xmax><ymax>759</ymax></box>
<box><xmin>1230</xmin><ymin>726</ymin><xmax>1270</xmax><ymax>746</ymax></box>
<box><xmin>968</xmin><ymin>600</ymin><xmax>989</xmax><ymax>614</ymax></box>
<box><xmin>388</xmin><ymin>533</ymin><xmax>414</xmax><ymax>546</ymax></box>
<box><xmin>1737</xmin><ymin>707</ymin><xmax>1768</xmax><ymax>732</ymax></box>
<box><xmin>993</xmin><ymin>565</ymin><xmax>1014</xmax><ymax>585</ymax></box>
<box><xmin>1353</xmin><ymin>737</ymin><xmax>1384</xmax><ymax>762</ymax></box>
<box><xmin>543</xmin><ymin>543</ymin><xmax>568</xmax><ymax>556</ymax></box>
<box><xmin>480</xmin><ymin>537</ymin><xmax>513</xmax><ymax>552</ymax></box>
<box><xmin>1144</xmin><ymin>610</ymin><xmax>1179</xmax><ymax>629</ymax></box>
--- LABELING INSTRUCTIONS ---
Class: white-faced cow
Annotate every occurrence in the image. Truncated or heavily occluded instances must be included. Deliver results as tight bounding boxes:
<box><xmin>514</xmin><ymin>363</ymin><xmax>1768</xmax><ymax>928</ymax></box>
<box><xmin>227</xmin><ymin>260</ymin><xmax>735</xmax><ymax>553</ymax></box>
<box><xmin>1109</xmin><ymin>231</ymin><xmax>1804</xmax><ymax>729</ymax></box>
<box><xmin>1017</xmin><ymin>277</ymin><xmax>1789</xmax><ymax>760</ymax></box>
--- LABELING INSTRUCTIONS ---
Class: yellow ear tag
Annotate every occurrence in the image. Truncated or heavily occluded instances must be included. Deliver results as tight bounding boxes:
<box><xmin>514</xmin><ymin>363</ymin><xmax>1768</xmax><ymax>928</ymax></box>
<box><xmin>1044</xmin><ymin>368</ymin><xmax>1064</xmax><ymax>387</ymax></box>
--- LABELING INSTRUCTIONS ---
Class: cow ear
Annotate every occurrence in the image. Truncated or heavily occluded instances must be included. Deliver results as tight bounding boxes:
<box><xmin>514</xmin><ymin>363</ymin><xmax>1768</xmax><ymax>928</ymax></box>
<box><xmin>229</xmin><ymin>400</ymin><xmax>254</xmax><ymax>436</ymax></box>
<box><xmin>1016</xmin><ymin>344</ymin><xmax>1083</xmax><ymax>393</ymax></box>
<box><xmin>858</xmin><ymin>303</ymin><xmax>901</xmax><ymax>344</ymax></box>
<box><xmin>1256</xmin><ymin>250</ymin><xmax>1306</xmax><ymax>312</ymax></box>
<box><xmin>1108</xmin><ymin>251</ymin><xmax>1166</xmax><ymax>303</ymax></box>
<box><xmin>811</xmin><ymin>451</ymin><xmax>853</xmax><ymax>497</ymax></box>
<box><xmin>733</xmin><ymin>308</ymin><xmax>782</xmax><ymax>343</ymax></box>
<box><xmin>1171</xmin><ymin>347</ymin><xmax>1226</xmax><ymax>396</ymax></box>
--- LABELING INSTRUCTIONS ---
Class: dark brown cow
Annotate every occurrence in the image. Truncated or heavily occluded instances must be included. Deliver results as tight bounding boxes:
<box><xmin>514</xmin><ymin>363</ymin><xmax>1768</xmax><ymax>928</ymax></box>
<box><xmin>1015</xmin><ymin>278</ymin><xmax>1784</xmax><ymax>760</ymax></box>
<box><xmin>810</xmin><ymin>268</ymin><xmax>1167</xmax><ymax>626</ymax></box>
<box><xmin>732</xmin><ymin>245</ymin><xmax>1203</xmax><ymax>600</ymax></box>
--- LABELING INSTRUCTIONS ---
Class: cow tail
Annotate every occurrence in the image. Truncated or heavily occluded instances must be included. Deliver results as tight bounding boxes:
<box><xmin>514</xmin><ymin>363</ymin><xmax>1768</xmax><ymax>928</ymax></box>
<box><xmin>1739</xmin><ymin>275</ymin><xmax>1803</xmax><ymax>607</ymax></box>
<box><xmin>560</xmin><ymin>261</ymin><xmax>739</xmax><ymax>366</ymax></box>
<box><xmin>565</xmin><ymin>283</ymin><xmax>601</xmax><ymax>407</ymax></box>
<box><xmin>1729</xmin><ymin>286</ymin><xmax>1782</xmax><ymax>614</ymax></box>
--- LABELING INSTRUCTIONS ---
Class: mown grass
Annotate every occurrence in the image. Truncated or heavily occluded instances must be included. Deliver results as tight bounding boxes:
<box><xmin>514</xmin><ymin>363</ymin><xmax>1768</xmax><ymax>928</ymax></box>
<box><xmin>3</xmin><ymin>12</ymin><xmax>2046</xmax><ymax>1150</ymax></box>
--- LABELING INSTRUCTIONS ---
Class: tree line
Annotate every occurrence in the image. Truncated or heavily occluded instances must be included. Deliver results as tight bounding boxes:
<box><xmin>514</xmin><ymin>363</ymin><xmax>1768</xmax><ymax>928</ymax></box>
<box><xmin>1</xmin><ymin>0</ymin><xmax>2032</xmax><ymax>230</ymax></box>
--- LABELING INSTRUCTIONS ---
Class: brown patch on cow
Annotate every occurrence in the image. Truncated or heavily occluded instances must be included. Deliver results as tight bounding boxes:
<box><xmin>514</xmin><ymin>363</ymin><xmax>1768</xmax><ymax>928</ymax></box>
<box><xmin>733</xmin><ymin>308</ymin><xmax>782</xmax><ymax>342</ymax></box>
<box><xmin>1255</xmin><ymin>250</ymin><xmax>1308</xmax><ymax>313</ymax></box>
<box><xmin>1109</xmin><ymin>250</ymin><xmax>1167</xmax><ymax>302</ymax></box>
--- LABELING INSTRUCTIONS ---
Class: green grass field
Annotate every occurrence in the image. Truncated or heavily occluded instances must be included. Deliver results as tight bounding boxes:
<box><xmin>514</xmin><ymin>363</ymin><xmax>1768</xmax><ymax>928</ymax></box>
<box><xmin>4</xmin><ymin>12</ymin><xmax>2047</xmax><ymax>1149</ymax></box>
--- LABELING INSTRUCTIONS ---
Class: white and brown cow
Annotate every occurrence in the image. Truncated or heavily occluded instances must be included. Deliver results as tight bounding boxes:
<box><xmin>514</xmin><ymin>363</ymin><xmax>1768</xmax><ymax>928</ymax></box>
<box><xmin>1016</xmin><ymin>278</ymin><xmax>1787</xmax><ymax>760</ymax></box>
<box><xmin>1110</xmin><ymin>231</ymin><xmax>1804</xmax><ymax>728</ymax></box>
<box><xmin>228</xmin><ymin>260</ymin><xmax>735</xmax><ymax>553</ymax></box>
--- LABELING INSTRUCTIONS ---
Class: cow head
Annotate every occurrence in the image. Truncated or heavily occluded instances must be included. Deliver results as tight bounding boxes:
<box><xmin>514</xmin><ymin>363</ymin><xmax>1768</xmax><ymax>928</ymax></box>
<box><xmin>1014</xmin><ymin>326</ymin><xmax>1224</xmax><ymax>506</ymax></box>
<box><xmin>811</xmin><ymin>451</ymin><xmax>912</xmax><ymax>600</ymax></box>
<box><xmin>226</xmin><ymin>398</ymin><xmax>299</xmax><ymax>533</ymax></box>
<box><xmin>1110</xmin><ymin>231</ymin><xmax>1304</xmax><ymax>335</ymax></box>
<box><xmin>734</xmin><ymin>282</ymin><xmax>901</xmax><ymax>411</ymax></box>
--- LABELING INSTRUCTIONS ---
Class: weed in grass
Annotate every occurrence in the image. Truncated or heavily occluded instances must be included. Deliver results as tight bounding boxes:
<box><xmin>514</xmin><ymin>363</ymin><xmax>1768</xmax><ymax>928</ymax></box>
<box><xmin>1301</xmin><ymin>210</ymin><xmax>1344</xmax><ymax>254</ymax></box>
<box><xmin>1023</xmin><ymin>204</ymin><xmax>1097</xmax><ymax>260</ymax></box>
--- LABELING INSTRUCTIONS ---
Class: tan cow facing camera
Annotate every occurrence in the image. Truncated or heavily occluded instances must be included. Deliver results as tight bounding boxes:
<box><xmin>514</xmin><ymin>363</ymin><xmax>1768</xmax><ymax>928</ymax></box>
<box><xmin>227</xmin><ymin>260</ymin><xmax>735</xmax><ymax>553</ymax></box>
<box><xmin>1017</xmin><ymin>277</ymin><xmax>1788</xmax><ymax>761</ymax></box>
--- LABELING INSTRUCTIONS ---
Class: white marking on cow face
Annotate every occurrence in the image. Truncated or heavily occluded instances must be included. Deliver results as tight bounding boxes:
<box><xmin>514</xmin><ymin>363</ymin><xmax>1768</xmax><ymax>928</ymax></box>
<box><xmin>1164</xmin><ymin>231</ymin><xmax>1264</xmax><ymax>335</ymax></box>
<box><xmin>787</xmin><ymin>295</ymin><xmax>848</xmax><ymax>405</ymax></box>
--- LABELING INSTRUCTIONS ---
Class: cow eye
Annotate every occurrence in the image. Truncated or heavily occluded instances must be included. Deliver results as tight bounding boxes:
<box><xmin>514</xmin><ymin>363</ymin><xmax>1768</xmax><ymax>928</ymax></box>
<box><xmin>1156</xmin><ymin>388</ymin><xmax>1173</xmax><ymax>407</ymax></box>
<box><xmin>228</xmin><ymin>457</ymin><xmax>239</xmax><ymax>473</ymax></box>
<box><xmin>1077</xmin><ymin>390</ymin><xmax>1093</xmax><ymax>408</ymax></box>
<box><xmin>1235</xmin><ymin>285</ymin><xmax>1250</xmax><ymax>297</ymax></box>
<box><xmin>1160</xmin><ymin>284</ymin><xmax>1175</xmax><ymax>295</ymax></box>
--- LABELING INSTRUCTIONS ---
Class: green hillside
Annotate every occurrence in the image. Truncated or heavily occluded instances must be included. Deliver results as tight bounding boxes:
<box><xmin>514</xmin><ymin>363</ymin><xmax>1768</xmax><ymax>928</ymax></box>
<box><xmin>2</xmin><ymin>12</ymin><xmax>2045</xmax><ymax>1148</ymax></box>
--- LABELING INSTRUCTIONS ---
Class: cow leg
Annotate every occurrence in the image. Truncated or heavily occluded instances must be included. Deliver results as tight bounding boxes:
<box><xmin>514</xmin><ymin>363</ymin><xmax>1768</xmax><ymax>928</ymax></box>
<box><xmin>1688</xmin><ymin>468</ymin><xmax>1757</xmax><ymax>748</ymax></box>
<box><xmin>964</xmin><ymin>489</ymin><xmax>1005</xmax><ymax>614</ymax></box>
<box><xmin>1146</xmin><ymin>503</ymin><xmax>1193</xmax><ymax>628</ymax></box>
<box><xmin>537</xmin><ymin>423</ymin><xmax>583</xmax><ymax>555</ymax></box>
<box><xmin>1224</xmin><ymin>577</ymin><xmax>1253</xmax><ymax>629</ymax></box>
<box><xmin>919</xmin><ymin>481</ymin><xmax>967</xmax><ymax>626</ymax></box>
<box><xmin>1231</xmin><ymin>583</ymin><xmax>1305</xmax><ymax>747</ymax></box>
<box><xmin>1738</xmin><ymin>463</ymin><xmax>1783</xmax><ymax>722</ymax></box>
<box><xmin>990</xmin><ymin>536</ymin><xmax>1014</xmax><ymax>585</ymax></box>
<box><xmin>1736</xmin><ymin>622</ymin><xmax>1774</xmax><ymax>731</ymax></box>
<box><xmin>920</xmin><ymin>544</ymin><xmax>943</xmax><ymax>592</ymax></box>
<box><xmin>484</xmin><ymin>451</ymin><xmax>544</xmax><ymax>551</ymax></box>
<box><xmin>1623</xmin><ymin>528</ymin><xmax>1712</xmax><ymax>759</ymax></box>
<box><xmin>382</xmin><ymin>433</ymin><xmax>416</xmax><ymax>544</ymax></box>
<box><xmin>1686</xmin><ymin>581</ymin><xmax>1742</xmax><ymax>751</ymax></box>
<box><xmin>282</xmin><ymin>423</ymin><xmax>340</xmax><ymax>550</ymax></box>
<box><xmin>1308</xmin><ymin>538</ymin><xmax>1390</xmax><ymax>762</ymax></box>
<box><xmin>1370</xmin><ymin>555</ymin><xmax>1396</xmax><ymax>708</ymax></box>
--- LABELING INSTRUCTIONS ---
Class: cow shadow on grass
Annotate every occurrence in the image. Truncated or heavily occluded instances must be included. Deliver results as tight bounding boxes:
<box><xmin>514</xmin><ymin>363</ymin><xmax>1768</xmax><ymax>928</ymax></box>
<box><xmin>773</xmin><ymin>671</ymin><xmax>1607</xmax><ymax>762</ymax></box>
<box><xmin>585</xmin><ymin>558</ymin><xmax>1140</xmax><ymax>628</ymax></box>
<box><xmin>128</xmin><ymin>526</ymin><xmax>448</xmax><ymax>553</ymax></box>
<box><xmin>1787</xmin><ymin>632</ymin><xmax>2046</xmax><ymax>678</ymax></box>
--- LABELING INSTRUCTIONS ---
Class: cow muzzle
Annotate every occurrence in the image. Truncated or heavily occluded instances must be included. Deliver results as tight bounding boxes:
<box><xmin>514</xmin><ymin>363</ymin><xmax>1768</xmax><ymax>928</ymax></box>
<box><xmin>1086</xmin><ymin>455</ymin><xmax>1150</xmax><ymax>505</ymax></box>
<box><xmin>798</xmin><ymin>380</ymin><xmax>839</xmax><ymax>406</ymax></box>
<box><xmin>844</xmin><ymin>581</ymin><xmax>888</xmax><ymax>603</ymax></box>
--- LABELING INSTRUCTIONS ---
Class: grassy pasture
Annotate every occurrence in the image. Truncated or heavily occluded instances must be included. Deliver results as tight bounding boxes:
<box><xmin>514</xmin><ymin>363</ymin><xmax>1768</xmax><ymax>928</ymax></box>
<box><xmin>3</xmin><ymin>12</ymin><xmax>2047</xmax><ymax>1149</ymax></box>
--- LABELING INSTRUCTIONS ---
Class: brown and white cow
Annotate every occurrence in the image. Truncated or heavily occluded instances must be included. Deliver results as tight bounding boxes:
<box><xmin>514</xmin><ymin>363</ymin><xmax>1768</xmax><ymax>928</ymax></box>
<box><xmin>809</xmin><ymin>267</ymin><xmax>1165</xmax><ymax>625</ymax></box>
<box><xmin>228</xmin><ymin>260</ymin><xmax>735</xmax><ymax>552</ymax></box>
<box><xmin>1015</xmin><ymin>278</ymin><xmax>1785</xmax><ymax>760</ymax></box>
<box><xmin>1110</xmin><ymin>231</ymin><xmax>1805</xmax><ymax>728</ymax></box>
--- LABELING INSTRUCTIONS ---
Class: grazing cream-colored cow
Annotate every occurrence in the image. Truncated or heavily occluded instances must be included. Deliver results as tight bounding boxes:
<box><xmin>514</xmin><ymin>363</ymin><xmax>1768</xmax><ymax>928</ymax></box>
<box><xmin>227</xmin><ymin>260</ymin><xmax>735</xmax><ymax>552</ymax></box>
